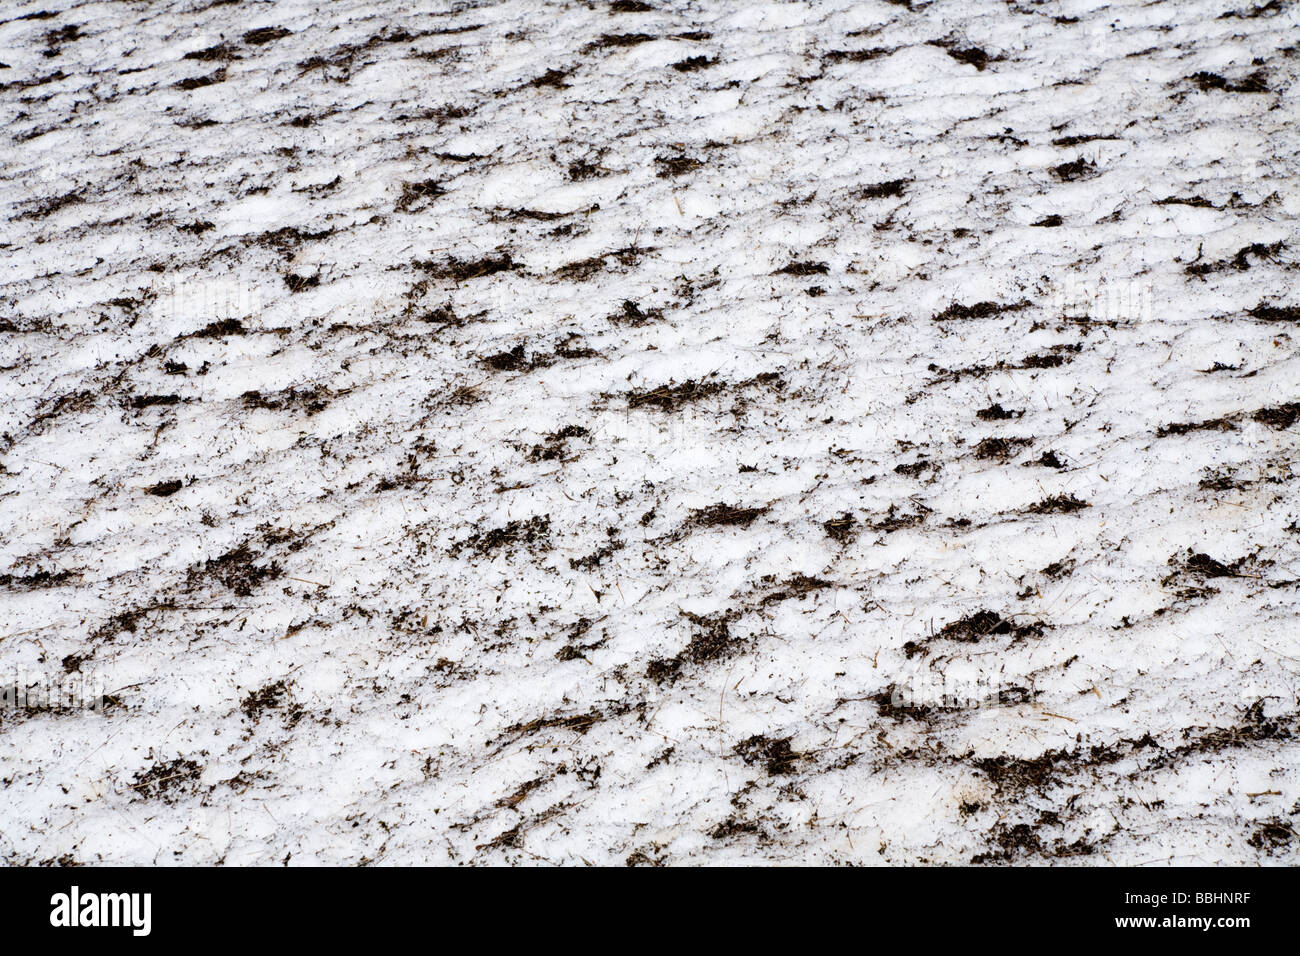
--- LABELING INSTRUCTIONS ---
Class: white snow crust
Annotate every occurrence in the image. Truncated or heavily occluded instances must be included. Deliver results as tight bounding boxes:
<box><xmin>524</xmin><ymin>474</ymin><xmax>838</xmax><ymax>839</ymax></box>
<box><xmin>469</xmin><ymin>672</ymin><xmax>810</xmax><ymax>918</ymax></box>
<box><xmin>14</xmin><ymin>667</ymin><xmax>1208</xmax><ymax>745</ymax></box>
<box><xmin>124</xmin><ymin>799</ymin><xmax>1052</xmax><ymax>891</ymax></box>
<box><xmin>1</xmin><ymin>0</ymin><xmax>1298</xmax><ymax>864</ymax></box>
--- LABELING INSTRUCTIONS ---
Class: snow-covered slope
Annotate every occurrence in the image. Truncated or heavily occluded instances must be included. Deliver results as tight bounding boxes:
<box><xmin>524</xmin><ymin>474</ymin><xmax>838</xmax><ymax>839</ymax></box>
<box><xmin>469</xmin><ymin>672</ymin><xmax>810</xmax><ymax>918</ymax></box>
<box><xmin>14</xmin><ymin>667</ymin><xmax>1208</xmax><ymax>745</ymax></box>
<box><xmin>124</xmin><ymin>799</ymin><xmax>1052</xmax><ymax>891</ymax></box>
<box><xmin>1</xmin><ymin>0</ymin><xmax>1298</xmax><ymax>864</ymax></box>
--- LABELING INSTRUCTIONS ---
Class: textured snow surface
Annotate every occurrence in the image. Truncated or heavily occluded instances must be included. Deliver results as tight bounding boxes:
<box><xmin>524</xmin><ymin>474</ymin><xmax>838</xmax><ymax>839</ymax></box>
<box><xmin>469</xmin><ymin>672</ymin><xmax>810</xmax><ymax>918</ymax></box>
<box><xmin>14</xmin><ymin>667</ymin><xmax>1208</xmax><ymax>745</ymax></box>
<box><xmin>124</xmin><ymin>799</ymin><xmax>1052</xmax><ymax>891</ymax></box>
<box><xmin>2</xmin><ymin>0</ymin><xmax>1299</xmax><ymax>865</ymax></box>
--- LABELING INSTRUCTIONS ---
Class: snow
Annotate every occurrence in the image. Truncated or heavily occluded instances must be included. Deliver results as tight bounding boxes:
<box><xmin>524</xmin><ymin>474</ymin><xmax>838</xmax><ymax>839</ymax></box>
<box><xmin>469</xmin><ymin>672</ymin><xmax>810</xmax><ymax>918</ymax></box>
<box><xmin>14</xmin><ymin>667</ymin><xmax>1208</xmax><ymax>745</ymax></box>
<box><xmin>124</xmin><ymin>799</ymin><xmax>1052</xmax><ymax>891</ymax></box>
<box><xmin>1</xmin><ymin>0</ymin><xmax>1298</xmax><ymax>865</ymax></box>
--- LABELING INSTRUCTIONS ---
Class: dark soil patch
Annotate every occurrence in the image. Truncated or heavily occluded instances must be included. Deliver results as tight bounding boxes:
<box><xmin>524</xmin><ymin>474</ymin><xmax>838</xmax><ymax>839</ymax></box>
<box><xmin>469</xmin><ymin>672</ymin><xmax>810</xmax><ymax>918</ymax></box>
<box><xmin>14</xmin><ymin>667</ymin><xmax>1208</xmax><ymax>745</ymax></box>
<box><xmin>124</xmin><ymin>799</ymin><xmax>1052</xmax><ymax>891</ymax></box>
<box><xmin>1027</xmin><ymin>450</ymin><xmax>1065</xmax><ymax>468</ymax></box>
<box><xmin>894</xmin><ymin>459</ymin><xmax>934</xmax><ymax>478</ymax></box>
<box><xmin>453</xmin><ymin>515</ymin><xmax>552</xmax><ymax>557</ymax></box>
<box><xmin>1050</xmin><ymin>158</ymin><xmax>1096</xmax><ymax>182</ymax></box>
<box><xmin>867</xmin><ymin>503</ymin><xmax>927</xmax><ymax>533</ymax></box>
<box><xmin>823</xmin><ymin>513</ymin><xmax>856</xmax><ymax>543</ymax></box>
<box><xmin>824</xmin><ymin>47</ymin><xmax>892</xmax><ymax>64</ymax></box>
<box><xmin>858</xmin><ymin>179</ymin><xmax>907</xmax><ymax>199</ymax></box>
<box><xmin>774</xmin><ymin>260</ymin><xmax>829</xmax><ymax>276</ymax></box>
<box><xmin>938</xmin><ymin>609</ymin><xmax>1027</xmax><ymax>642</ymax></box>
<box><xmin>184</xmin><ymin>42</ymin><xmax>241</xmax><ymax>61</ymax></box>
<box><xmin>933</xmin><ymin>300</ymin><xmax>1029</xmax><ymax>321</ymax></box>
<box><xmin>1247</xmin><ymin>820</ymin><xmax>1295</xmax><ymax>852</ymax></box>
<box><xmin>243</xmin><ymin>27</ymin><xmax>292</xmax><ymax>45</ymax></box>
<box><xmin>418</xmin><ymin>253</ymin><xmax>518</xmax><ymax>282</ymax></box>
<box><xmin>1199</xmin><ymin>469</ymin><xmax>1245</xmax><ymax>491</ymax></box>
<box><xmin>1220</xmin><ymin>0</ymin><xmax>1286</xmax><ymax>17</ymax></box>
<box><xmin>130</xmin><ymin>758</ymin><xmax>202</xmax><ymax>802</ymax></box>
<box><xmin>1020</xmin><ymin>352</ymin><xmax>1069</xmax><ymax>369</ymax></box>
<box><xmin>1171</xmin><ymin>550</ymin><xmax>1243</xmax><ymax>579</ymax></box>
<box><xmin>493</xmin><ymin>700</ymin><xmax>639</xmax><ymax>748</ymax></box>
<box><xmin>249</xmin><ymin>226</ymin><xmax>335</xmax><ymax>255</ymax></box>
<box><xmin>626</xmin><ymin>378</ymin><xmax>723</xmax><ymax>410</ymax></box>
<box><xmin>973</xmin><ymin>823</ymin><xmax>1044</xmax><ymax>862</ymax></box>
<box><xmin>396</xmin><ymin>179</ymin><xmax>447</xmax><ymax>212</ymax></box>
<box><xmin>710</xmin><ymin>817</ymin><xmax>764</xmax><ymax>840</ymax></box>
<box><xmin>976</xmin><ymin>403</ymin><xmax>1022</xmax><ymax>421</ymax></box>
<box><xmin>1186</xmin><ymin>70</ymin><xmax>1269</xmax><ymax>93</ymax></box>
<box><xmin>553</xmin><ymin>335</ymin><xmax>599</xmax><ymax>359</ymax></box>
<box><xmin>1041</xmin><ymin>559</ymin><xmax>1075</xmax><ymax>579</ymax></box>
<box><xmin>646</xmin><ymin>611</ymin><xmax>740</xmax><ymax>684</ymax></box>
<box><xmin>585</xmin><ymin>33</ymin><xmax>658</xmax><ymax>52</ymax></box>
<box><xmin>477</xmin><ymin>824</ymin><xmax>523</xmax><ymax>851</ymax></box>
<box><xmin>973</xmin><ymin>745</ymin><xmax>1087</xmax><ymax>795</ymax></box>
<box><xmin>554</xmin><ymin>245</ymin><xmax>649</xmax><ymax>280</ymax></box>
<box><xmin>176</xmin><ymin>69</ymin><xmax>226</xmax><ymax>90</ymax></box>
<box><xmin>1051</xmin><ymin>133</ymin><xmax>1120</xmax><ymax>147</ymax></box>
<box><xmin>283</xmin><ymin>272</ymin><xmax>320</xmax><ymax>293</ymax></box>
<box><xmin>760</xmin><ymin>574</ymin><xmax>833</xmax><ymax>605</ymax></box>
<box><xmin>684</xmin><ymin>502</ymin><xmax>768</xmax><ymax>530</ymax></box>
<box><xmin>192</xmin><ymin>318</ymin><xmax>246</xmax><ymax>338</ymax></box>
<box><xmin>1025</xmin><ymin>494</ymin><xmax>1089</xmax><ymax>514</ymax></box>
<box><xmin>1155</xmin><ymin>195</ymin><xmax>1216</xmax><ymax>209</ymax></box>
<box><xmin>974</xmin><ymin>437</ymin><xmax>1032</xmax><ymax>460</ymax></box>
<box><xmin>936</xmin><ymin>45</ymin><xmax>993</xmax><ymax>70</ymax></box>
<box><xmin>16</xmin><ymin>188</ymin><xmax>83</xmax><ymax>221</ymax></box>
<box><xmin>187</xmin><ymin>543</ymin><xmax>283</xmax><ymax>596</ymax></box>
<box><xmin>1253</xmin><ymin>403</ymin><xmax>1300</xmax><ymax>429</ymax></box>
<box><xmin>527</xmin><ymin>68</ymin><xmax>571</xmax><ymax>88</ymax></box>
<box><xmin>671</xmin><ymin>55</ymin><xmax>716</xmax><ymax>72</ymax></box>
<box><xmin>526</xmin><ymin>424</ymin><xmax>589</xmax><ymax>462</ymax></box>
<box><xmin>241</xmin><ymin>679</ymin><xmax>299</xmax><ymax>724</ymax></box>
<box><xmin>872</xmin><ymin>685</ymin><xmax>941</xmax><ymax>721</ymax></box>
<box><xmin>655</xmin><ymin>155</ymin><xmax>702</xmax><ymax>178</ymax></box>
<box><xmin>129</xmin><ymin>394</ymin><xmax>182</xmax><ymax>409</ymax></box>
<box><xmin>906</xmin><ymin>609</ymin><xmax>1041</xmax><ymax>658</ymax></box>
<box><xmin>1186</xmin><ymin>241</ymin><xmax>1284</xmax><ymax>275</ymax></box>
<box><xmin>480</xmin><ymin>343</ymin><xmax>554</xmax><ymax>373</ymax></box>
<box><xmin>419</xmin><ymin>304</ymin><xmax>462</xmax><ymax>328</ymax></box>
<box><xmin>569</xmin><ymin>529</ymin><xmax>624</xmax><ymax>571</ymax></box>
<box><xmin>1249</xmin><ymin>303</ymin><xmax>1300</xmax><ymax>322</ymax></box>
<box><xmin>27</xmin><ymin>389</ymin><xmax>95</xmax><ymax>435</ymax></box>
<box><xmin>568</xmin><ymin>159</ymin><xmax>603</xmax><ymax>181</ymax></box>
<box><xmin>0</xmin><ymin>569</ymin><xmax>74</xmax><ymax>591</ymax></box>
<box><xmin>41</xmin><ymin>23</ymin><xmax>82</xmax><ymax>57</ymax></box>
<box><xmin>609</xmin><ymin>299</ymin><xmax>662</xmax><ymax>325</ymax></box>
<box><xmin>90</xmin><ymin>605</ymin><xmax>165</xmax><ymax>644</ymax></box>
<box><xmin>241</xmin><ymin>386</ymin><xmax>330</xmax><ymax>415</ymax></box>
<box><xmin>554</xmin><ymin>618</ymin><xmax>607</xmax><ymax>661</ymax></box>
<box><xmin>734</xmin><ymin>734</ymin><xmax>802</xmax><ymax>775</ymax></box>
<box><xmin>1156</xmin><ymin>416</ymin><xmax>1236</xmax><ymax>438</ymax></box>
